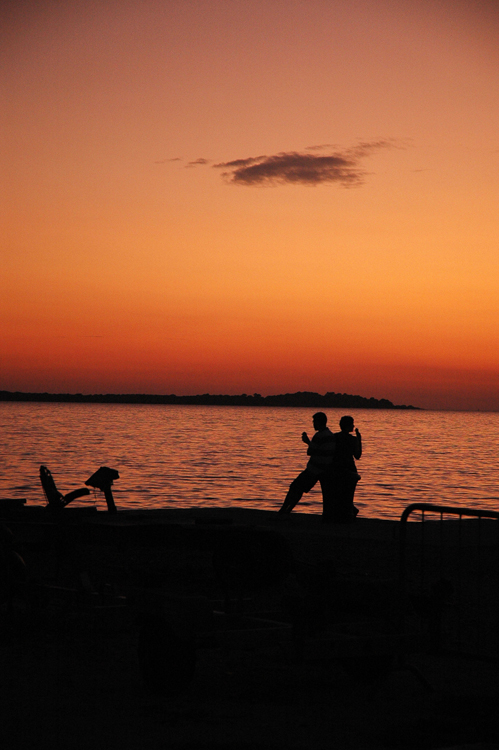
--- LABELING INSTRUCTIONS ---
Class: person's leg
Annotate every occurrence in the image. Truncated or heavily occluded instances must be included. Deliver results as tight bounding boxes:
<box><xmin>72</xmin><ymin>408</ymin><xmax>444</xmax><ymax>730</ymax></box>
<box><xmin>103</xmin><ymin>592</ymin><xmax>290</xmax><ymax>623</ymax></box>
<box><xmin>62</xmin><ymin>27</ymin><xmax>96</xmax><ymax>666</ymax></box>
<box><xmin>332</xmin><ymin>472</ymin><xmax>359</xmax><ymax>522</ymax></box>
<box><xmin>351</xmin><ymin>473</ymin><xmax>360</xmax><ymax>518</ymax></box>
<box><xmin>319</xmin><ymin>472</ymin><xmax>334</xmax><ymax>521</ymax></box>
<box><xmin>278</xmin><ymin>470</ymin><xmax>318</xmax><ymax>513</ymax></box>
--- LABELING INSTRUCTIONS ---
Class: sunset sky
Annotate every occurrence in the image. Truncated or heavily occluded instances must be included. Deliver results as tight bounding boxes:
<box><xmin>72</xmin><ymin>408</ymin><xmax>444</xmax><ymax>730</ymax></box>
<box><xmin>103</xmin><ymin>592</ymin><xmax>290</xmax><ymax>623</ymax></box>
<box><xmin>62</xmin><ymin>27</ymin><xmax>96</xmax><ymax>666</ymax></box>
<box><xmin>2</xmin><ymin>0</ymin><xmax>499</xmax><ymax>410</ymax></box>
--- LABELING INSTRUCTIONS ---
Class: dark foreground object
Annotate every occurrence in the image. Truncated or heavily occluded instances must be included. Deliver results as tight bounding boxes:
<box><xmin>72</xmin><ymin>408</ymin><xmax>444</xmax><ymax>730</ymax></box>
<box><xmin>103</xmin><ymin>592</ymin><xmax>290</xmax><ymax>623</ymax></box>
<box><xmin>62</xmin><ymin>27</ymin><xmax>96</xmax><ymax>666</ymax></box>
<box><xmin>1</xmin><ymin>507</ymin><xmax>498</xmax><ymax>750</ymax></box>
<box><xmin>39</xmin><ymin>464</ymin><xmax>119</xmax><ymax>514</ymax></box>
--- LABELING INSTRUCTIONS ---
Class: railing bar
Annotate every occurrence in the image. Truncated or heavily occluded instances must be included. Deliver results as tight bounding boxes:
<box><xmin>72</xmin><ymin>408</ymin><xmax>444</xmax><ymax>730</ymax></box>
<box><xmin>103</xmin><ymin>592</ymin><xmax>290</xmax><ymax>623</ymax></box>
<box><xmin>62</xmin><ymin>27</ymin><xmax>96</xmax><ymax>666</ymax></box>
<box><xmin>399</xmin><ymin>503</ymin><xmax>499</xmax><ymax>663</ymax></box>
<box><xmin>397</xmin><ymin>507</ymin><xmax>407</xmax><ymax>663</ymax></box>
<box><xmin>421</xmin><ymin>509</ymin><xmax>426</xmax><ymax>592</ymax></box>
<box><xmin>477</xmin><ymin>514</ymin><xmax>483</xmax><ymax>651</ymax></box>
<box><xmin>457</xmin><ymin>513</ymin><xmax>463</xmax><ymax>649</ymax></box>
<box><xmin>439</xmin><ymin>511</ymin><xmax>444</xmax><ymax>582</ymax></box>
<box><xmin>401</xmin><ymin>503</ymin><xmax>499</xmax><ymax>521</ymax></box>
<box><xmin>497</xmin><ymin>519</ymin><xmax>499</xmax><ymax>658</ymax></box>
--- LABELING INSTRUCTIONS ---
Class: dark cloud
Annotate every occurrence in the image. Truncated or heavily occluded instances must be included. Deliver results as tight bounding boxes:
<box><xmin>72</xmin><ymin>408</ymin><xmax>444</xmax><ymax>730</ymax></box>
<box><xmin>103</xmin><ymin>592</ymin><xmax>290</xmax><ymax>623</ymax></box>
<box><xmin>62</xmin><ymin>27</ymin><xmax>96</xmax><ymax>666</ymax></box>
<box><xmin>213</xmin><ymin>141</ymin><xmax>396</xmax><ymax>187</ymax></box>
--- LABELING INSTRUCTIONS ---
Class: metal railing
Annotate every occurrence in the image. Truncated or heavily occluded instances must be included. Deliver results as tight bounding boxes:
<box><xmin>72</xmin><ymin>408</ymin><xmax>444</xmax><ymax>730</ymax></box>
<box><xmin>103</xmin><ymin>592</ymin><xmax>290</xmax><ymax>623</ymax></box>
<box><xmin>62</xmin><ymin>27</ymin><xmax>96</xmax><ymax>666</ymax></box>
<box><xmin>399</xmin><ymin>503</ymin><xmax>499</xmax><ymax>662</ymax></box>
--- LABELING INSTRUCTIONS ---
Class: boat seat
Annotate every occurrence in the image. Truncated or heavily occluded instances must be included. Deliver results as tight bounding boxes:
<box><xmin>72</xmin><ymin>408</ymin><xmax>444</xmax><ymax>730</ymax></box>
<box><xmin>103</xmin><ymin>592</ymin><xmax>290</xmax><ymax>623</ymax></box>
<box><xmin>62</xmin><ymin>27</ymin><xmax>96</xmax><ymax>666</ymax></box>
<box><xmin>39</xmin><ymin>465</ymin><xmax>90</xmax><ymax>510</ymax></box>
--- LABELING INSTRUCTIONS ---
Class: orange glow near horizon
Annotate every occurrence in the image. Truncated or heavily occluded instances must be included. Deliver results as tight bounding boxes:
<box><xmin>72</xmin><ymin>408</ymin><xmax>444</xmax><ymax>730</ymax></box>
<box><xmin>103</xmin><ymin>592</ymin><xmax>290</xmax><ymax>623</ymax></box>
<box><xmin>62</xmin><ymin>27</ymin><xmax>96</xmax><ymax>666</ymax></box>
<box><xmin>2</xmin><ymin>0</ymin><xmax>499</xmax><ymax>410</ymax></box>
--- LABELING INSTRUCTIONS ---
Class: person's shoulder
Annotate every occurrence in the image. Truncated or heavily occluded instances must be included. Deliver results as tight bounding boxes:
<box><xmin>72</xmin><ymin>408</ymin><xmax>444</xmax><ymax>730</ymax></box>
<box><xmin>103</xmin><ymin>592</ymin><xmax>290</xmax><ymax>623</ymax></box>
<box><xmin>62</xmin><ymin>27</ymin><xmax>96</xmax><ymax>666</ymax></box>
<box><xmin>315</xmin><ymin>427</ymin><xmax>335</xmax><ymax>441</ymax></box>
<box><xmin>333</xmin><ymin>431</ymin><xmax>353</xmax><ymax>443</ymax></box>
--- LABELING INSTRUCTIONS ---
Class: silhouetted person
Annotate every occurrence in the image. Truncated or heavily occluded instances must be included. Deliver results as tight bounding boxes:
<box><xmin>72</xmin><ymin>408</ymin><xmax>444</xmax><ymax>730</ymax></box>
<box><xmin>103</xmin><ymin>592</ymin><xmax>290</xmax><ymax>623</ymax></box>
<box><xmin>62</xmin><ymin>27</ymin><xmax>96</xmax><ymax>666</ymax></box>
<box><xmin>278</xmin><ymin>412</ymin><xmax>335</xmax><ymax>514</ymax></box>
<box><xmin>322</xmin><ymin>415</ymin><xmax>362</xmax><ymax>523</ymax></box>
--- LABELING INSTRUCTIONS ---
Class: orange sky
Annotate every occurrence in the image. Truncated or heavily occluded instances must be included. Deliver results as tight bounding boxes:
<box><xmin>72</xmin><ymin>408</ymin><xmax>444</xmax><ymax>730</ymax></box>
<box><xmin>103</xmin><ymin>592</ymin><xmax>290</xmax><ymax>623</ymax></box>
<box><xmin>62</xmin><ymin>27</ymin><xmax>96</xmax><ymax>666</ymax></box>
<box><xmin>2</xmin><ymin>0</ymin><xmax>499</xmax><ymax>410</ymax></box>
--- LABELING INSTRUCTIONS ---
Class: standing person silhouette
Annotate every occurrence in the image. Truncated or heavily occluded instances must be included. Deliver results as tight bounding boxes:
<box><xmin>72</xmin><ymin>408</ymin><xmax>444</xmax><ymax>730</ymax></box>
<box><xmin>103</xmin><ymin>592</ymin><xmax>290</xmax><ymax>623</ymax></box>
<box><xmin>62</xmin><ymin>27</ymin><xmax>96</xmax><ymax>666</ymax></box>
<box><xmin>322</xmin><ymin>415</ymin><xmax>362</xmax><ymax>523</ymax></box>
<box><xmin>278</xmin><ymin>412</ymin><xmax>335</xmax><ymax>514</ymax></box>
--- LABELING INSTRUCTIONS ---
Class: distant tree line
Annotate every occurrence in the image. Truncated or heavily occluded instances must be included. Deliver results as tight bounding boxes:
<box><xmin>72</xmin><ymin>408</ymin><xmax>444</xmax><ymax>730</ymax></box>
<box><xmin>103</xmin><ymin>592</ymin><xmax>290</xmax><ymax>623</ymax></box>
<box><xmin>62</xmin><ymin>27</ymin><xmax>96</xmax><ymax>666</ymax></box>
<box><xmin>0</xmin><ymin>390</ymin><xmax>419</xmax><ymax>409</ymax></box>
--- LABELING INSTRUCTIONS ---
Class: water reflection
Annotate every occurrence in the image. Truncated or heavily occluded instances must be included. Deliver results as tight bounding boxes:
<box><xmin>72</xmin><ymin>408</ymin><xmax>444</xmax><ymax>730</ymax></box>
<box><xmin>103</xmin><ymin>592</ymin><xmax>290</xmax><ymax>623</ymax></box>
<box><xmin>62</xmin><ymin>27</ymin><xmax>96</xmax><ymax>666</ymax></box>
<box><xmin>0</xmin><ymin>403</ymin><xmax>498</xmax><ymax>519</ymax></box>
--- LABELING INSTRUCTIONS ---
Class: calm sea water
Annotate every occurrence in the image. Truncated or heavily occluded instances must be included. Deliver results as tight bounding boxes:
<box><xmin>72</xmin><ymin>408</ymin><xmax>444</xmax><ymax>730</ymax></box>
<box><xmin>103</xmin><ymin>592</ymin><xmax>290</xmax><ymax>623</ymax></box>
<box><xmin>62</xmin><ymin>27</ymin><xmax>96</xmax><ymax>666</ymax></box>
<box><xmin>0</xmin><ymin>403</ymin><xmax>498</xmax><ymax>520</ymax></box>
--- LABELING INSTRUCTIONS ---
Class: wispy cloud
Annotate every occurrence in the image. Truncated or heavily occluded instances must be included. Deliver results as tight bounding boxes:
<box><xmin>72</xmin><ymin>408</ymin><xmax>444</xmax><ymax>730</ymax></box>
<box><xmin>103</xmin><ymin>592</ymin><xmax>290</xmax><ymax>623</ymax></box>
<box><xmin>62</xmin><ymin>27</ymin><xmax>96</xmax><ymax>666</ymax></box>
<box><xmin>213</xmin><ymin>140</ymin><xmax>397</xmax><ymax>187</ymax></box>
<box><xmin>154</xmin><ymin>157</ymin><xmax>182</xmax><ymax>164</ymax></box>
<box><xmin>186</xmin><ymin>157</ymin><xmax>211</xmax><ymax>168</ymax></box>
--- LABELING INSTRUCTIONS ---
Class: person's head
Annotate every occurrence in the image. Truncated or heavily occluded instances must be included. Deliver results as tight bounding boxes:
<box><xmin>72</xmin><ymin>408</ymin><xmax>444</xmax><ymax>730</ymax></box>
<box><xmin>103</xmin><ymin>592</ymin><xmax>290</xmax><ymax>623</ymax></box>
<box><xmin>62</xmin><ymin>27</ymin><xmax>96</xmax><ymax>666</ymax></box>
<box><xmin>312</xmin><ymin>412</ymin><xmax>327</xmax><ymax>430</ymax></box>
<box><xmin>339</xmin><ymin>415</ymin><xmax>355</xmax><ymax>433</ymax></box>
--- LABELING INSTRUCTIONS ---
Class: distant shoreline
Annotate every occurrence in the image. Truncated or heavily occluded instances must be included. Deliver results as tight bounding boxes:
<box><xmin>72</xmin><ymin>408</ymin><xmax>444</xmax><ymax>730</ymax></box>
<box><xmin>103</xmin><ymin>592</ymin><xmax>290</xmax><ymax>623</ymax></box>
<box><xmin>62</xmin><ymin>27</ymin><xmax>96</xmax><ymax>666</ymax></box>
<box><xmin>0</xmin><ymin>390</ymin><xmax>419</xmax><ymax>409</ymax></box>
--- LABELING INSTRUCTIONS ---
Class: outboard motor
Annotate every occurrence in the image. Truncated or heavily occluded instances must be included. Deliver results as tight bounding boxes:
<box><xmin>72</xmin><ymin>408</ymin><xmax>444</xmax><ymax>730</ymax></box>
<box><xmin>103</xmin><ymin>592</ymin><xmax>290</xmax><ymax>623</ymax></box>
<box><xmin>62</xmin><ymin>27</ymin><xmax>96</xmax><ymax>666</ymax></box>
<box><xmin>85</xmin><ymin>467</ymin><xmax>119</xmax><ymax>514</ymax></box>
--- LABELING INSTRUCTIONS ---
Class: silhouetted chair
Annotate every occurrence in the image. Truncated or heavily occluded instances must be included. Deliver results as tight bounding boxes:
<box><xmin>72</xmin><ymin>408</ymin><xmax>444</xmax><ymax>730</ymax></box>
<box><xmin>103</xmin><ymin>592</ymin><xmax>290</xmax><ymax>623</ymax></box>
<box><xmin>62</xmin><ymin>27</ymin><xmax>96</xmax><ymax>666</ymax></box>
<box><xmin>40</xmin><ymin>465</ymin><xmax>90</xmax><ymax>511</ymax></box>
